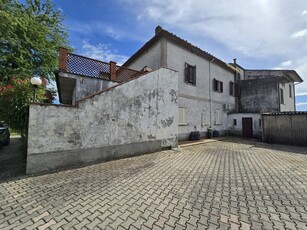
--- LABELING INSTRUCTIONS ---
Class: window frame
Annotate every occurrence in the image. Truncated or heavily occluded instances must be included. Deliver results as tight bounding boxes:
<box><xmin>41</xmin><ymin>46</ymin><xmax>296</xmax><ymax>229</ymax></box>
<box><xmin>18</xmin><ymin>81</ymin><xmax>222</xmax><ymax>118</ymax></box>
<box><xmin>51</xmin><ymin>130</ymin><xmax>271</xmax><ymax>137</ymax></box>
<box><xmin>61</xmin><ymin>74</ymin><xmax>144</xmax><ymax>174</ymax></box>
<box><xmin>178</xmin><ymin>107</ymin><xmax>187</xmax><ymax>126</ymax></box>
<box><xmin>213</xmin><ymin>78</ymin><xmax>223</xmax><ymax>93</ymax></box>
<box><xmin>280</xmin><ymin>88</ymin><xmax>284</xmax><ymax>104</ymax></box>
<box><xmin>184</xmin><ymin>63</ymin><xmax>196</xmax><ymax>85</ymax></box>
<box><xmin>215</xmin><ymin>109</ymin><xmax>222</xmax><ymax>125</ymax></box>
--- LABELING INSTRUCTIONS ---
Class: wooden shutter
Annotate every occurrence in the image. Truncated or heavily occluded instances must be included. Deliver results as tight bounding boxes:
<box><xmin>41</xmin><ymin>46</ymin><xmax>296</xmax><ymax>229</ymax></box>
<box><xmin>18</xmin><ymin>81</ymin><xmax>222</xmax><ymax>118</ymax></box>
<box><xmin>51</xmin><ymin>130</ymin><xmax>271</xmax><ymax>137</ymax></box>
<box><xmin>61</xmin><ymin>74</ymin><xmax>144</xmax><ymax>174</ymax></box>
<box><xmin>213</xmin><ymin>79</ymin><xmax>217</xmax><ymax>91</ymax></box>
<box><xmin>179</xmin><ymin>108</ymin><xmax>187</xmax><ymax>125</ymax></box>
<box><xmin>193</xmin><ymin>65</ymin><xmax>196</xmax><ymax>85</ymax></box>
<box><xmin>184</xmin><ymin>63</ymin><xmax>188</xmax><ymax>82</ymax></box>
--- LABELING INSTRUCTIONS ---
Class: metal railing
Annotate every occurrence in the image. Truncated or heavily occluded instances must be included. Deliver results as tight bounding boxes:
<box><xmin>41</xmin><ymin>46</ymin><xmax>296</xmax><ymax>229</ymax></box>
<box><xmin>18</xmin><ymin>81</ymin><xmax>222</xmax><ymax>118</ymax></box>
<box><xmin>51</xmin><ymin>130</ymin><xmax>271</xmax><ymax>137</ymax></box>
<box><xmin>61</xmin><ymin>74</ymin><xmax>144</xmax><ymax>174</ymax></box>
<box><xmin>59</xmin><ymin>48</ymin><xmax>143</xmax><ymax>82</ymax></box>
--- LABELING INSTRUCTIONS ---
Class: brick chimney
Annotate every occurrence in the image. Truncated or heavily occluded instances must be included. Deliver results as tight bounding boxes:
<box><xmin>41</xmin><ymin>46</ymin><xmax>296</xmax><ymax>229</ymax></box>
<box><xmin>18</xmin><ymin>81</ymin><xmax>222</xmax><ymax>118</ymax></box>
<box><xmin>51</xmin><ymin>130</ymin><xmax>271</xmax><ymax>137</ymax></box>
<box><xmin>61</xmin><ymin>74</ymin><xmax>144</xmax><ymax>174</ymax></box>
<box><xmin>109</xmin><ymin>61</ymin><xmax>117</xmax><ymax>81</ymax></box>
<box><xmin>59</xmin><ymin>47</ymin><xmax>68</xmax><ymax>71</ymax></box>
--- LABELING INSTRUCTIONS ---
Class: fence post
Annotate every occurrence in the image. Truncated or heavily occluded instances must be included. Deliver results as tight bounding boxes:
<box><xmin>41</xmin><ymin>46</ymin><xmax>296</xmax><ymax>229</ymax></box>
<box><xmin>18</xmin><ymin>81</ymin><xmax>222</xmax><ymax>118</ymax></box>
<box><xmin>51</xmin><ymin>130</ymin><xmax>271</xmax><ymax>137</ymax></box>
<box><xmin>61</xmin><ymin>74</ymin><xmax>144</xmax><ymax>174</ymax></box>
<box><xmin>110</xmin><ymin>61</ymin><xmax>117</xmax><ymax>81</ymax></box>
<box><xmin>59</xmin><ymin>47</ymin><xmax>68</xmax><ymax>71</ymax></box>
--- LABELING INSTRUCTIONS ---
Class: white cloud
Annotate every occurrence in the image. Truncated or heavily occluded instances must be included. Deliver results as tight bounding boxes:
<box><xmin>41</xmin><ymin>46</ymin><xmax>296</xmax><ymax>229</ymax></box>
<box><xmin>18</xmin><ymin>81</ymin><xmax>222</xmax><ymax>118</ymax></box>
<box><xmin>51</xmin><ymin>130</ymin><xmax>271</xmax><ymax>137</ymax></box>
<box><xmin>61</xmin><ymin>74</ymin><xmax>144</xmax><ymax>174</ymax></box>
<box><xmin>291</xmin><ymin>29</ymin><xmax>307</xmax><ymax>39</ymax></box>
<box><xmin>121</xmin><ymin>0</ymin><xmax>307</xmax><ymax>95</ymax></box>
<box><xmin>281</xmin><ymin>60</ymin><xmax>292</xmax><ymax>68</ymax></box>
<box><xmin>81</xmin><ymin>40</ymin><xmax>128</xmax><ymax>65</ymax></box>
<box><xmin>296</xmin><ymin>102</ymin><xmax>307</xmax><ymax>106</ymax></box>
<box><xmin>296</xmin><ymin>92</ymin><xmax>307</xmax><ymax>96</ymax></box>
<box><xmin>301</xmin><ymin>10</ymin><xmax>307</xmax><ymax>16</ymax></box>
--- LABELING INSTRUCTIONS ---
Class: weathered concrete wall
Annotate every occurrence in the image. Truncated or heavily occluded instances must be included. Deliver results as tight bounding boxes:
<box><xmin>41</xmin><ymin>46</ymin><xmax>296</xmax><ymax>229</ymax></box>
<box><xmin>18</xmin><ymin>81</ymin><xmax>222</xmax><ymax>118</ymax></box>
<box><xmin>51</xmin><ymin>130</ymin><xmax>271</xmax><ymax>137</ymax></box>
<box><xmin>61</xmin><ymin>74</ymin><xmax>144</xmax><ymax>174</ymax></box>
<box><xmin>239</xmin><ymin>78</ymin><xmax>279</xmax><ymax>113</ymax></box>
<box><xmin>58</xmin><ymin>72</ymin><xmax>118</xmax><ymax>104</ymax></box>
<box><xmin>228</xmin><ymin>113</ymin><xmax>261</xmax><ymax>137</ymax></box>
<box><xmin>27</xmin><ymin>68</ymin><xmax>178</xmax><ymax>174</ymax></box>
<box><xmin>262</xmin><ymin>113</ymin><xmax>307</xmax><ymax>146</ymax></box>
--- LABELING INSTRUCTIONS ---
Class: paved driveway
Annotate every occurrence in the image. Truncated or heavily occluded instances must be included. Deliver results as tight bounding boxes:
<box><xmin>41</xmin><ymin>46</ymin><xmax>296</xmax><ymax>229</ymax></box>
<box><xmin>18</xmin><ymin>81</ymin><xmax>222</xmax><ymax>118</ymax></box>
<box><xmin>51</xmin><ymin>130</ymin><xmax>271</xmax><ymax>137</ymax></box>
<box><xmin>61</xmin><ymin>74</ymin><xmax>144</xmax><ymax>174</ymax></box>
<box><xmin>1</xmin><ymin>139</ymin><xmax>307</xmax><ymax>230</ymax></box>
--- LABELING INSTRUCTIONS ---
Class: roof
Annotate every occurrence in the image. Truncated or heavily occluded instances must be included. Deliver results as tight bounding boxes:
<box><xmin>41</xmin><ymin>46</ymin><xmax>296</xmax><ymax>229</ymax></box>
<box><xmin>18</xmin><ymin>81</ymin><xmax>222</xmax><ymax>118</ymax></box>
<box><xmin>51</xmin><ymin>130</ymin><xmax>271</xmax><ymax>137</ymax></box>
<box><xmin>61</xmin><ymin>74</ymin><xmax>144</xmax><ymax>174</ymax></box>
<box><xmin>263</xmin><ymin>111</ymin><xmax>307</xmax><ymax>116</ymax></box>
<box><xmin>123</xmin><ymin>26</ymin><xmax>235</xmax><ymax>73</ymax></box>
<box><xmin>245</xmin><ymin>69</ymin><xmax>303</xmax><ymax>83</ymax></box>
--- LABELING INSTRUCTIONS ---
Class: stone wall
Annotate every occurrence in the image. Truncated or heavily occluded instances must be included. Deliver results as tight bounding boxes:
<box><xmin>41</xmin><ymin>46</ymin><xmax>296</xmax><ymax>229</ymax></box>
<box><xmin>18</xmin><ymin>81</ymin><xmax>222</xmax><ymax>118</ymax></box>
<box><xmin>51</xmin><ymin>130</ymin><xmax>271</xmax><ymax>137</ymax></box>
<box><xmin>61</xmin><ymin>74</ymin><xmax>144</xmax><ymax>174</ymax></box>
<box><xmin>27</xmin><ymin>68</ymin><xmax>178</xmax><ymax>174</ymax></box>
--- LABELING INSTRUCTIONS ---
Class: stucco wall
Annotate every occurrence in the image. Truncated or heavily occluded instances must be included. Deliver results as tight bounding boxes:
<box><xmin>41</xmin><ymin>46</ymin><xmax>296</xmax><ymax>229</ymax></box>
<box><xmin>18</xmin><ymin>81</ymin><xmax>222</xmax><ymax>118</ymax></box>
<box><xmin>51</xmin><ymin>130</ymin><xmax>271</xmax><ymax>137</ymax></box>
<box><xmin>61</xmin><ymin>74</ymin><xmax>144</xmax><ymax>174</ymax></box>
<box><xmin>126</xmin><ymin>41</ymin><xmax>162</xmax><ymax>71</ymax></box>
<box><xmin>167</xmin><ymin>41</ymin><xmax>235</xmax><ymax>138</ymax></box>
<box><xmin>125</xmin><ymin>38</ymin><xmax>236</xmax><ymax>139</ymax></box>
<box><xmin>27</xmin><ymin>68</ymin><xmax>178</xmax><ymax>174</ymax></box>
<box><xmin>280</xmin><ymin>82</ymin><xmax>295</xmax><ymax>111</ymax></box>
<box><xmin>227</xmin><ymin>113</ymin><xmax>261</xmax><ymax>137</ymax></box>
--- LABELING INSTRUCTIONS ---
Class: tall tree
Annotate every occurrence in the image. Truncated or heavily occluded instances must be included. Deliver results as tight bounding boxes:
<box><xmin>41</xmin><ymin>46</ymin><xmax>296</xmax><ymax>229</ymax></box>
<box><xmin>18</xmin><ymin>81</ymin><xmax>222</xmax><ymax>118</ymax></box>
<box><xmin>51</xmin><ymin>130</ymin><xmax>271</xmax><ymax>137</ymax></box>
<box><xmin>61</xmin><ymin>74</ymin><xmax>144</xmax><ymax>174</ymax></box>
<box><xmin>0</xmin><ymin>0</ymin><xmax>70</xmax><ymax>82</ymax></box>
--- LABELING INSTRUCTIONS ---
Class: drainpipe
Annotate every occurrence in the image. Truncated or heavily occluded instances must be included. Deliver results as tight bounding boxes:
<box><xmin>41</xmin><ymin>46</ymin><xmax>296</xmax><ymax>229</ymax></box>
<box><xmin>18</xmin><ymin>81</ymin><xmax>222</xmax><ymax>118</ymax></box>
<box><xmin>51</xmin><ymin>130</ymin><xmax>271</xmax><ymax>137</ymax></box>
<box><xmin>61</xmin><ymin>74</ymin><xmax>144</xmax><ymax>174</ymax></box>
<box><xmin>209</xmin><ymin>58</ymin><xmax>215</xmax><ymax>128</ymax></box>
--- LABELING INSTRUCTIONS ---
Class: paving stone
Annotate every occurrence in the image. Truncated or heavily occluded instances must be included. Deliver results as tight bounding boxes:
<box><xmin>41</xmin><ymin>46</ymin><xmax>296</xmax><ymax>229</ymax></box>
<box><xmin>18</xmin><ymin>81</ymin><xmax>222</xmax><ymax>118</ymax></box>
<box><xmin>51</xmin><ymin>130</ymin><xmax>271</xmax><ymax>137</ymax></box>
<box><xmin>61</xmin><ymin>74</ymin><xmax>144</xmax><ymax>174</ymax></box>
<box><xmin>1</xmin><ymin>139</ymin><xmax>307</xmax><ymax>229</ymax></box>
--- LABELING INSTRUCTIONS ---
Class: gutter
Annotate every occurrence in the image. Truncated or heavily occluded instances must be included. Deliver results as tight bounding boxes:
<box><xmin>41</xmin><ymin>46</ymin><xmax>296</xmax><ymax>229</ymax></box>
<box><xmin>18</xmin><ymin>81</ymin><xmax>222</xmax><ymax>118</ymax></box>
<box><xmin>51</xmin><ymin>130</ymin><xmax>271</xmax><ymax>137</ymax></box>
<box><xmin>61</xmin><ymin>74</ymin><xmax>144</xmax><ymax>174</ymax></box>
<box><xmin>209</xmin><ymin>58</ymin><xmax>215</xmax><ymax>128</ymax></box>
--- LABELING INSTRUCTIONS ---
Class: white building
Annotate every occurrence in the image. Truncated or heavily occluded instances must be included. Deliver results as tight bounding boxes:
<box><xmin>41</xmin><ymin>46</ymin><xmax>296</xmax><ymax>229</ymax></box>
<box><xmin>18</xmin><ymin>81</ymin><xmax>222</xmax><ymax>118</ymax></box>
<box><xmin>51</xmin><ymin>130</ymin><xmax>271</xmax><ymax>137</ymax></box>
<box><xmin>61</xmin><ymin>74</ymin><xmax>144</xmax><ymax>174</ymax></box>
<box><xmin>123</xmin><ymin>26</ymin><xmax>238</xmax><ymax>140</ymax></box>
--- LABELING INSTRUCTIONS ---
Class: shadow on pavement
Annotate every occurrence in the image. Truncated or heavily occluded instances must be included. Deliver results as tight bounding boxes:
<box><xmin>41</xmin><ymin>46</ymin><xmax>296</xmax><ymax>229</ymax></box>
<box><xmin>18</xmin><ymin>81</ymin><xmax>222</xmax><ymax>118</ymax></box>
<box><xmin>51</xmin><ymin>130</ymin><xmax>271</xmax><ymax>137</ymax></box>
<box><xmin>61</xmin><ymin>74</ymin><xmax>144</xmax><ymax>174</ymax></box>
<box><xmin>221</xmin><ymin>136</ymin><xmax>307</xmax><ymax>155</ymax></box>
<box><xmin>0</xmin><ymin>136</ymin><xmax>26</xmax><ymax>182</ymax></box>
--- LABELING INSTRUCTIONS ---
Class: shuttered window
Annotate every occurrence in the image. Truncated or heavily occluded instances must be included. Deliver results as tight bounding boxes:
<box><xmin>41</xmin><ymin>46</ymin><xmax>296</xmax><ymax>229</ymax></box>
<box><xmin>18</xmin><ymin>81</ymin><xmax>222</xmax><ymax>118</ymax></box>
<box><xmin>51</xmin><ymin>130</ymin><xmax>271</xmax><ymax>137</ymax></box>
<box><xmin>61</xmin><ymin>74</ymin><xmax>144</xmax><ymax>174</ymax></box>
<box><xmin>215</xmin><ymin>109</ymin><xmax>222</xmax><ymax>125</ymax></box>
<box><xmin>184</xmin><ymin>63</ymin><xmax>196</xmax><ymax>85</ymax></box>
<box><xmin>179</xmin><ymin>107</ymin><xmax>187</xmax><ymax>125</ymax></box>
<box><xmin>213</xmin><ymin>79</ymin><xmax>223</xmax><ymax>93</ymax></box>
<box><xmin>280</xmin><ymin>88</ymin><xmax>284</xmax><ymax>104</ymax></box>
<box><xmin>289</xmin><ymin>85</ymin><xmax>292</xmax><ymax>98</ymax></box>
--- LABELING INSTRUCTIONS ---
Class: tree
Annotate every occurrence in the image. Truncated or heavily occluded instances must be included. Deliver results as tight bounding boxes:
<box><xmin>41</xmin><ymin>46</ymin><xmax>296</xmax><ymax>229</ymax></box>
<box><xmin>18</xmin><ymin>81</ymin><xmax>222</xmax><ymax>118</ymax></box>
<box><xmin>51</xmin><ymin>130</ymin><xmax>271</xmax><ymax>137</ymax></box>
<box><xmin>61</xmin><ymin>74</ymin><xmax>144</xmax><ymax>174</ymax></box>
<box><xmin>0</xmin><ymin>77</ymin><xmax>48</xmax><ymax>135</ymax></box>
<box><xmin>0</xmin><ymin>0</ymin><xmax>70</xmax><ymax>82</ymax></box>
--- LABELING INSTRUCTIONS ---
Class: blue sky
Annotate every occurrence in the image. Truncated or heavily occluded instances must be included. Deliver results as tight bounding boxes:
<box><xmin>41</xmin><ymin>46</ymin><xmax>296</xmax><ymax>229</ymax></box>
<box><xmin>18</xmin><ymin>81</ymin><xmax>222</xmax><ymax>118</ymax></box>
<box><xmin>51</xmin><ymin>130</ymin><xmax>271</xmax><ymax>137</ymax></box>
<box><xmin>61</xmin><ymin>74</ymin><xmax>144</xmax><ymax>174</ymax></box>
<box><xmin>19</xmin><ymin>0</ymin><xmax>307</xmax><ymax>110</ymax></box>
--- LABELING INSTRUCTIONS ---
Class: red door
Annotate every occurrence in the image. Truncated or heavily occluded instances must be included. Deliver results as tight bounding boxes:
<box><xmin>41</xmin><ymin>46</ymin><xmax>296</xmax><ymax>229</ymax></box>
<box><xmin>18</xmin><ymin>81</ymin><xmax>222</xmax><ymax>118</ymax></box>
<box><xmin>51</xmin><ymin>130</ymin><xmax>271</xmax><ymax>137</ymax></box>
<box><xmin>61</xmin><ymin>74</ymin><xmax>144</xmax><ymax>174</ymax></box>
<box><xmin>242</xmin><ymin>117</ymin><xmax>253</xmax><ymax>138</ymax></box>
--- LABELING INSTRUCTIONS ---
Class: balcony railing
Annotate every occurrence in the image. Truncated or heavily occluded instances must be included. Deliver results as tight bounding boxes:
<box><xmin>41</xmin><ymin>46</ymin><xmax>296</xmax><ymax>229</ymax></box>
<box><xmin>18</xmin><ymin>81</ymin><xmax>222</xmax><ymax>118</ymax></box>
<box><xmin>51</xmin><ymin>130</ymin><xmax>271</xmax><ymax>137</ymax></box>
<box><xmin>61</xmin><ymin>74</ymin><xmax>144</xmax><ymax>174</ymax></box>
<box><xmin>59</xmin><ymin>47</ymin><xmax>143</xmax><ymax>82</ymax></box>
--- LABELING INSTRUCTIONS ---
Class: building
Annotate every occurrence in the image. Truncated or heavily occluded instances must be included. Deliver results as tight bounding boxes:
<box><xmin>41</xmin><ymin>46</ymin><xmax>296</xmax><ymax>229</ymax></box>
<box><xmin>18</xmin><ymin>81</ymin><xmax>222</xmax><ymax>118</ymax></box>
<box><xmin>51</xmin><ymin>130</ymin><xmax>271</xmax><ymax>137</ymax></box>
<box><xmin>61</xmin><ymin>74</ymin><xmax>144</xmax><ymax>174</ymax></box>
<box><xmin>123</xmin><ymin>26</ymin><xmax>238</xmax><ymax>140</ymax></box>
<box><xmin>228</xmin><ymin>64</ymin><xmax>303</xmax><ymax>137</ymax></box>
<box><xmin>56</xmin><ymin>26</ymin><xmax>303</xmax><ymax>140</ymax></box>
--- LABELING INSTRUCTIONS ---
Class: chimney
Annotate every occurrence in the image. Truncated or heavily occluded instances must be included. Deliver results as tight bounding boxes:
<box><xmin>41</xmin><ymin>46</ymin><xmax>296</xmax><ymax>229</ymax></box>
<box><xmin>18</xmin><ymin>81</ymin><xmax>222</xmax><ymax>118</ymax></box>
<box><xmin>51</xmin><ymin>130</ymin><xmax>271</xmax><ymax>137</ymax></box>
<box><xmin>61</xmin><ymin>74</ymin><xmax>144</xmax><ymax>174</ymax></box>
<box><xmin>109</xmin><ymin>61</ymin><xmax>117</xmax><ymax>81</ymax></box>
<box><xmin>155</xmin><ymin>25</ymin><xmax>163</xmax><ymax>35</ymax></box>
<box><xmin>59</xmin><ymin>47</ymin><xmax>68</xmax><ymax>71</ymax></box>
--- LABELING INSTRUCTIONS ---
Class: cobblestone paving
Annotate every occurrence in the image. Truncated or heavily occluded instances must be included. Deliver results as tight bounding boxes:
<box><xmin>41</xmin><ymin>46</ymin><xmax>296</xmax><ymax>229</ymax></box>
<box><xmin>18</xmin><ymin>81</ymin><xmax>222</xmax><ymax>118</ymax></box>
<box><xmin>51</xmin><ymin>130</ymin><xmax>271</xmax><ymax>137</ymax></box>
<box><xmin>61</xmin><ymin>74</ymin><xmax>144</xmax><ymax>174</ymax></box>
<box><xmin>1</xmin><ymin>139</ymin><xmax>307</xmax><ymax>229</ymax></box>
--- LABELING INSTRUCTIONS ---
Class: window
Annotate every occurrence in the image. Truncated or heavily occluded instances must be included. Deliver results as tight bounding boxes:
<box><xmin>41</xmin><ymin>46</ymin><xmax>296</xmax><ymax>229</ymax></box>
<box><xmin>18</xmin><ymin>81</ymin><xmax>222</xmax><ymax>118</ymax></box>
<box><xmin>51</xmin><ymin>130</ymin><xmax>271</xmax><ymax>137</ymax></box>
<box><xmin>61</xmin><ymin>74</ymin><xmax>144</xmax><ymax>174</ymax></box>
<box><xmin>179</xmin><ymin>107</ymin><xmax>187</xmax><ymax>125</ymax></box>
<box><xmin>233</xmin><ymin>119</ymin><xmax>237</xmax><ymax>126</ymax></box>
<box><xmin>229</xmin><ymin>81</ymin><xmax>234</xmax><ymax>96</ymax></box>
<box><xmin>289</xmin><ymin>85</ymin><xmax>292</xmax><ymax>98</ymax></box>
<box><xmin>215</xmin><ymin>109</ymin><xmax>222</xmax><ymax>125</ymax></box>
<box><xmin>259</xmin><ymin>119</ymin><xmax>262</xmax><ymax>127</ymax></box>
<box><xmin>280</xmin><ymin>88</ymin><xmax>284</xmax><ymax>104</ymax></box>
<box><xmin>184</xmin><ymin>63</ymin><xmax>196</xmax><ymax>85</ymax></box>
<box><xmin>201</xmin><ymin>113</ymin><xmax>206</xmax><ymax>127</ymax></box>
<box><xmin>213</xmin><ymin>78</ymin><xmax>223</xmax><ymax>93</ymax></box>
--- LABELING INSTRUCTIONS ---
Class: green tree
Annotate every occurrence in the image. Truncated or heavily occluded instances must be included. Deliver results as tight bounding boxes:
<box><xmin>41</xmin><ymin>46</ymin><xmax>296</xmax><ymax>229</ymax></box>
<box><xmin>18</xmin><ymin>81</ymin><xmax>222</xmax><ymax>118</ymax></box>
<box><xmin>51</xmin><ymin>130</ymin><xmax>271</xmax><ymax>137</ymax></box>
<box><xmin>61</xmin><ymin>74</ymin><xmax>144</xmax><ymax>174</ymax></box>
<box><xmin>0</xmin><ymin>0</ymin><xmax>70</xmax><ymax>82</ymax></box>
<box><xmin>0</xmin><ymin>77</ymin><xmax>48</xmax><ymax>152</ymax></box>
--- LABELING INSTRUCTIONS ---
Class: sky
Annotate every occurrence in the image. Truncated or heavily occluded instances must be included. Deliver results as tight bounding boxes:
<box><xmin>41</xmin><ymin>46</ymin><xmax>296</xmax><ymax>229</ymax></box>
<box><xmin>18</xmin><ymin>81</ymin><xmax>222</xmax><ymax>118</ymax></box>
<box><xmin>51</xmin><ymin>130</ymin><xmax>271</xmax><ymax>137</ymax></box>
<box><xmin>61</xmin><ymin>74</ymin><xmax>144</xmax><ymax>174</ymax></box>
<box><xmin>20</xmin><ymin>0</ymin><xmax>307</xmax><ymax>110</ymax></box>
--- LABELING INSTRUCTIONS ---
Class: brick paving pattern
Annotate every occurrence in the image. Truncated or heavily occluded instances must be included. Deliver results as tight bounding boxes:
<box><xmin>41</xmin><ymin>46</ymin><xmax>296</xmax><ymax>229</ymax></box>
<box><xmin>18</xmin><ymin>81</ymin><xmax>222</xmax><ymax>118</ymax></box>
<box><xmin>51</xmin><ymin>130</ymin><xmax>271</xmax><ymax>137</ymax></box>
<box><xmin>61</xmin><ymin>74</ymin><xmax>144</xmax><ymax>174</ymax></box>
<box><xmin>1</xmin><ymin>139</ymin><xmax>307</xmax><ymax>229</ymax></box>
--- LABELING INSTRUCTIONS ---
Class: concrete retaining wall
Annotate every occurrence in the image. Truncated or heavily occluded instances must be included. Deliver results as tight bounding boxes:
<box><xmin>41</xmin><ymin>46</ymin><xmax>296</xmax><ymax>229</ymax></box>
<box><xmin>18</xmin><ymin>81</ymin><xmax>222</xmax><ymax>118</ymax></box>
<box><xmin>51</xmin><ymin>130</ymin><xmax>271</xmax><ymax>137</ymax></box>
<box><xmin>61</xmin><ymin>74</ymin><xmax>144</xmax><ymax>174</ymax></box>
<box><xmin>27</xmin><ymin>68</ymin><xmax>178</xmax><ymax>174</ymax></box>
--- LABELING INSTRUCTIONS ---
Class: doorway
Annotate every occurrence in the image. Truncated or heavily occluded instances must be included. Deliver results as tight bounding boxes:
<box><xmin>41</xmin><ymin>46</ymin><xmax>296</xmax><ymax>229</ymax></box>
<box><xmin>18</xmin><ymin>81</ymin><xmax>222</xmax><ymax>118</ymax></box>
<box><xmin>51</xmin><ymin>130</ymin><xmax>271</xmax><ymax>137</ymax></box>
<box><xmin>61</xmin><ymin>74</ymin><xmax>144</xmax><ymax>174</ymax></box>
<box><xmin>242</xmin><ymin>117</ymin><xmax>253</xmax><ymax>138</ymax></box>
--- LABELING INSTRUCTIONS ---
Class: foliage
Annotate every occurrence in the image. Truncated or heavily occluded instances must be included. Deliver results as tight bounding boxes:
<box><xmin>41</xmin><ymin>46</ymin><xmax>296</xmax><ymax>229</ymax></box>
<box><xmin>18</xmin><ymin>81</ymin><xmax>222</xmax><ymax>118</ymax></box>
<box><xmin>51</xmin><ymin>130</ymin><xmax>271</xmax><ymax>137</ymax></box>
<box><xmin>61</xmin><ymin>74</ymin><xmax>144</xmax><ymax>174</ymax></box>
<box><xmin>0</xmin><ymin>77</ymin><xmax>48</xmax><ymax>136</ymax></box>
<box><xmin>0</xmin><ymin>0</ymin><xmax>70</xmax><ymax>83</ymax></box>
